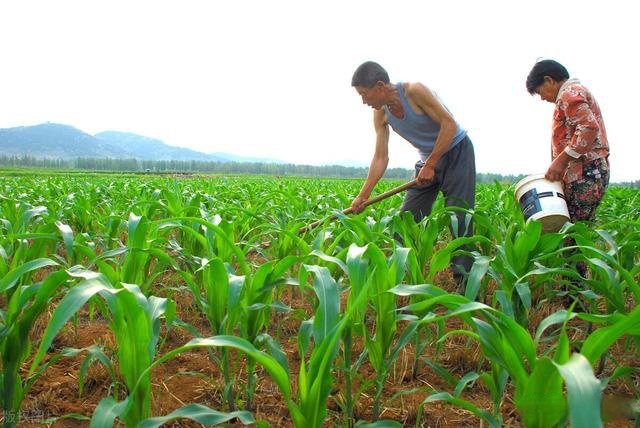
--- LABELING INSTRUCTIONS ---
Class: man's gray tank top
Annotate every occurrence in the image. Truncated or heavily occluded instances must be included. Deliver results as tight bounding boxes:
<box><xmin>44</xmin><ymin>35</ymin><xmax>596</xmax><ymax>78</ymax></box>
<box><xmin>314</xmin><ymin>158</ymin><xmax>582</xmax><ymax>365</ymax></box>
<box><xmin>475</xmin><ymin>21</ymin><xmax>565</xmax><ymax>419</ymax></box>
<box><xmin>383</xmin><ymin>82</ymin><xmax>467</xmax><ymax>161</ymax></box>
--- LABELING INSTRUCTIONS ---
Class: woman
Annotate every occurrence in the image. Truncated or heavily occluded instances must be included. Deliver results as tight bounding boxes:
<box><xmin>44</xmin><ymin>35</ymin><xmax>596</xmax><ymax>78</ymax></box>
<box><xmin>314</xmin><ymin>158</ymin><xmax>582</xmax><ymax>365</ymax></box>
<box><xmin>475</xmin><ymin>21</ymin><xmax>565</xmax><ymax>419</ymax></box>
<box><xmin>526</xmin><ymin>59</ymin><xmax>610</xmax><ymax>222</ymax></box>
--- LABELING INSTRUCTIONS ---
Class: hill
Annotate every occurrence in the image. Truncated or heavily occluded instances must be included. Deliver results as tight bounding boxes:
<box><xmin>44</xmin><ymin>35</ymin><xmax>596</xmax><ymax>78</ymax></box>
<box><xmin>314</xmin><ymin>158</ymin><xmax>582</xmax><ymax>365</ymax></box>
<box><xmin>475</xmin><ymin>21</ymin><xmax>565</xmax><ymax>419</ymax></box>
<box><xmin>0</xmin><ymin>123</ymin><xmax>282</xmax><ymax>163</ymax></box>
<box><xmin>209</xmin><ymin>152</ymin><xmax>285</xmax><ymax>164</ymax></box>
<box><xmin>94</xmin><ymin>131</ymin><xmax>223</xmax><ymax>161</ymax></box>
<box><xmin>0</xmin><ymin>123</ymin><xmax>119</xmax><ymax>159</ymax></box>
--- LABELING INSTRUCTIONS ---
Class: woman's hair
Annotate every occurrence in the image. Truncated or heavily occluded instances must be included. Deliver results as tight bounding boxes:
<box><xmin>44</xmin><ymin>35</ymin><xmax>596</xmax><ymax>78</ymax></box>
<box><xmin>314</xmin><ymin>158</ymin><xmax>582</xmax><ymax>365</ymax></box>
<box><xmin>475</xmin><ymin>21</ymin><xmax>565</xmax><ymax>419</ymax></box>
<box><xmin>525</xmin><ymin>59</ymin><xmax>570</xmax><ymax>94</ymax></box>
<box><xmin>352</xmin><ymin>61</ymin><xmax>390</xmax><ymax>87</ymax></box>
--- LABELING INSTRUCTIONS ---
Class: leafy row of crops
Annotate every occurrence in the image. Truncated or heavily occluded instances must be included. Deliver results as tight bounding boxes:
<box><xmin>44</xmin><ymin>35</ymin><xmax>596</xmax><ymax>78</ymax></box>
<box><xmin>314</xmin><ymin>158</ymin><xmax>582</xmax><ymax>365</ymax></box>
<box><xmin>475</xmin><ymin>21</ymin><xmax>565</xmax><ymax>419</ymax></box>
<box><xmin>1</xmin><ymin>173</ymin><xmax>639</xmax><ymax>427</ymax></box>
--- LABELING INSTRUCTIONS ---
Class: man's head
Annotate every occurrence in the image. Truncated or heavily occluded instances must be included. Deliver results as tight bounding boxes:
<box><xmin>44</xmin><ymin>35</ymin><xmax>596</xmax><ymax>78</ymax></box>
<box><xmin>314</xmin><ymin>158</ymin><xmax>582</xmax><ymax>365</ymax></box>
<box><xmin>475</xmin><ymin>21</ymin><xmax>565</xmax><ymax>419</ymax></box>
<box><xmin>352</xmin><ymin>61</ymin><xmax>390</xmax><ymax>88</ymax></box>
<box><xmin>526</xmin><ymin>59</ymin><xmax>570</xmax><ymax>103</ymax></box>
<box><xmin>352</xmin><ymin>61</ymin><xmax>391</xmax><ymax>109</ymax></box>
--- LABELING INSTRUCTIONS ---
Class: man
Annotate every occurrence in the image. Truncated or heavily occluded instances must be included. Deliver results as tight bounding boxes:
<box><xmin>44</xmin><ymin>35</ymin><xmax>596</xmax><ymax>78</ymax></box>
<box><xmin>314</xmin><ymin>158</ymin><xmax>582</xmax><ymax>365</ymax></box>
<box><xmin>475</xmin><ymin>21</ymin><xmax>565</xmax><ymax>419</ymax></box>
<box><xmin>351</xmin><ymin>61</ymin><xmax>476</xmax><ymax>284</ymax></box>
<box><xmin>525</xmin><ymin>59</ymin><xmax>610</xmax><ymax>222</ymax></box>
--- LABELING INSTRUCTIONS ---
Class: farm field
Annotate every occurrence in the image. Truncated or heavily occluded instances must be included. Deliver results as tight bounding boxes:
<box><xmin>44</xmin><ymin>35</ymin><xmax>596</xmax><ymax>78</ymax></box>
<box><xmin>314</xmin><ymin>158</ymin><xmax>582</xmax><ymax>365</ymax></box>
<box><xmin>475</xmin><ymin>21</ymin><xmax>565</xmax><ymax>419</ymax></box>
<box><xmin>0</xmin><ymin>171</ymin><xmax>639</xmax><ymax>427</ymax></box>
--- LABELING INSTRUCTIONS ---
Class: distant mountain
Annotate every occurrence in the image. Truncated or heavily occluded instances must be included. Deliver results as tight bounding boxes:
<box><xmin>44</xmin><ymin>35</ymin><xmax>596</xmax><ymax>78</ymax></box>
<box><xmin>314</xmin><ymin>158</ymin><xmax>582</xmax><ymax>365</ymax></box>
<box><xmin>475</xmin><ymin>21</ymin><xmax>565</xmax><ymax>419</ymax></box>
<box><xmin>0</xmin><ymin>123</ymin><xmax>286</xmax><ymax>164</ymax></box>
<box><xmin>209</xmin><ymin>152</ymin><xmax>285</xmax><ymax>164</ymax></box>
<box><xmin>95</xmin><ymin>131</ymin><xmax>225</xmax><ymax>161</ymax></box>
<box><xmin>0</xmin><ymin>123</ymin><xmax>121</xmax><ymax>159</ymax></box>
<box><xmin>327</xmin><ymin>159</ymin><xmax>370</xmax><ymax>168</ymax></box>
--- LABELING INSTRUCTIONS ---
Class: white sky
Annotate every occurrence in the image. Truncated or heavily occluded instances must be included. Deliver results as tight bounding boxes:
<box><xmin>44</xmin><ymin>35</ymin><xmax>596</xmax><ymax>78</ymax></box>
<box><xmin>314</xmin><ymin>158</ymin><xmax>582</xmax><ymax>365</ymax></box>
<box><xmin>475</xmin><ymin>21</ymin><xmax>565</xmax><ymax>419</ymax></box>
<box><xmin>1</xmin><ymin>0</ymin><xmax>638</xmax><ymax>182</ymax></box>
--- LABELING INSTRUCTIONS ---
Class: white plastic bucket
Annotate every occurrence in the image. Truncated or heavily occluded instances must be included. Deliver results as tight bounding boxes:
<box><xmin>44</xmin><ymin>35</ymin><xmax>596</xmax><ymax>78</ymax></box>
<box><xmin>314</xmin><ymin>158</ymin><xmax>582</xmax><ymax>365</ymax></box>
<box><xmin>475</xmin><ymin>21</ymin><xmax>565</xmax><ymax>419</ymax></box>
<box><xmin>514</xmin><ymin>174</ymin><xmax>570</xmax><ymax>233</ymax></box>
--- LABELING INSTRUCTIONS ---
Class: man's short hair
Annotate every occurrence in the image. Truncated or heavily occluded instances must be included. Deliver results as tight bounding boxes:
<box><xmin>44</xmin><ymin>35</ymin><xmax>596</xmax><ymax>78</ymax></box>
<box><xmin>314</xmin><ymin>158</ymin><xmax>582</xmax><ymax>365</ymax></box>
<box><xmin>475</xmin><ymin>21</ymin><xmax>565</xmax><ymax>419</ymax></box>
<box><xmin>352</xmin><ymin>61</ymin><xmax>390</xmax><ymax>87</ymax></box>
<box><xmin>526</xmin><ymin>59</ymin><xmax>570</xmax><ymax>94</ymax></box>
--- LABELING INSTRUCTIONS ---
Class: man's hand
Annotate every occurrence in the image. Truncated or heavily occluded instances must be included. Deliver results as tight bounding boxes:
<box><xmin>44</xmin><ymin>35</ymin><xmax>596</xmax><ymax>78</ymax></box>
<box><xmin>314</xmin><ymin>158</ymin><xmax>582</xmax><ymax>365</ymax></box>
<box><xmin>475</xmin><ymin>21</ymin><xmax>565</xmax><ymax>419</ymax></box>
<box><xmin>545</xmin><ymin>155</ymin><xmax>568</xmax><ymax>182</ymax></box>
<box><xmin>417</xmin><ymin>162</ymin><xmax>435</xmax><ymax>185</ymax></box>
<box><xmin>351</xmin><ymin>195</ymin><xmax>368</xmax><ymax>213</ymax></box>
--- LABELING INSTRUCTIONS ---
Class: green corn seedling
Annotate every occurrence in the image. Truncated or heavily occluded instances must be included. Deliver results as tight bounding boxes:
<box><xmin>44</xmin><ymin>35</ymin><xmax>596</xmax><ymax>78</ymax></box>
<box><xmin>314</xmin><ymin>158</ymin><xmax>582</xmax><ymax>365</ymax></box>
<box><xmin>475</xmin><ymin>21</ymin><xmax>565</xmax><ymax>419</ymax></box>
<box><xmin>27</xmin><ymin>269</ymin><xmax>254</xmax><ymax>427</ymax></box>
<box><xmin>0</xmin><ymin>267</ymin><xmax>68</xmax><ymax>428</ymax></box>
<box><xmin>179</xmin><ymin>256</ymin><xmax>244</xmax><ymax>410</ymax></box>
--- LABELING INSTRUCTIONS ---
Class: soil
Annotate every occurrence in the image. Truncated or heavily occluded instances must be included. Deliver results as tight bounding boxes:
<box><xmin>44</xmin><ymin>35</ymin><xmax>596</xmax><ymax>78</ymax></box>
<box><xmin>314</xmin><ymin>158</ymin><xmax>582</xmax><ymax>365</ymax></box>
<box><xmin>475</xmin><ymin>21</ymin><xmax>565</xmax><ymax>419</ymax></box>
<box><xmin>4</xmin><ymin>270</ymin><xmax>637</xmax><ymax>427</ymax></box>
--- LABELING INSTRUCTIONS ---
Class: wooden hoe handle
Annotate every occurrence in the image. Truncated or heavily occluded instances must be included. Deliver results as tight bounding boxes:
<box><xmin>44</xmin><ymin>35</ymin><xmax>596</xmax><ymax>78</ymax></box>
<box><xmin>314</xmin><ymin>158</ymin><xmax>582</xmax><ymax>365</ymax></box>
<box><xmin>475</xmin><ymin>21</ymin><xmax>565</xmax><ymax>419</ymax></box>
<box><xmin>298</xmin><ymin>179</ymin><xmax>418</xmax><ymax>234</ymax></box>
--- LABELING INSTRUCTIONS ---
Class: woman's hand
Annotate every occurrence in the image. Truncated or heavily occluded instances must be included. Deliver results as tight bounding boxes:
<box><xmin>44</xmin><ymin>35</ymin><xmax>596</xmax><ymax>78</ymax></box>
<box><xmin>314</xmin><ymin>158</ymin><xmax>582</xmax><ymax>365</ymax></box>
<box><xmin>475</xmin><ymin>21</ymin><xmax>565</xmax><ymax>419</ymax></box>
<box><xmin>545</xmin><ymin>151</ymin><xmax>570</xmax><ymax>181</ymax></box>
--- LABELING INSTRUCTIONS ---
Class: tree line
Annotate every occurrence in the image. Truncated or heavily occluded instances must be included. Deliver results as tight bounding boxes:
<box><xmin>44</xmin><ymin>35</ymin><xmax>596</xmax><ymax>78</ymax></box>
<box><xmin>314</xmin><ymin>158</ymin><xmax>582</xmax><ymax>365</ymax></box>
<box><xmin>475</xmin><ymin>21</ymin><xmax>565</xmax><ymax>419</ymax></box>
<box><xmin>0</xmin><ymin>155</ymin><xmax>412</xmax><ymax>178</ymax></box>
<box><xmin>3</xmin><ymin>154</ymin><xmax>634</xmax><ymax>186</ymax></box>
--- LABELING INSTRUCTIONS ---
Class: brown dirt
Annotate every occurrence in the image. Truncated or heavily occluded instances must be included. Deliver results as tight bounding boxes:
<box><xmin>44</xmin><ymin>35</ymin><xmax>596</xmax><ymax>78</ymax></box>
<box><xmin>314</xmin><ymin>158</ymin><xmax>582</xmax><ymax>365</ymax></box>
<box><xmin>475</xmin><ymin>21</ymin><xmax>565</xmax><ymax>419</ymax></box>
<box><xmin>4</xmin><ymin>268</ymin><xmax>637</xmax><ymax>427</ymax></box>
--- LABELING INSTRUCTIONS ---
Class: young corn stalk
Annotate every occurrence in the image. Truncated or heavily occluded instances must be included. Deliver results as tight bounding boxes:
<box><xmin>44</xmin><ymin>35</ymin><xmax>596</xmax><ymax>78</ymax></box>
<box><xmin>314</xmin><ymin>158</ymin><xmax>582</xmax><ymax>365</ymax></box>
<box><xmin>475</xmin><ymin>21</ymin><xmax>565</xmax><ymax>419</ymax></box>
<box><xmin>179</xmin><ymin>256</ymin><xmax>244</xmax><ymax>411</ymax></box>
<box><xmin>388</xmin><ymin>208</ymin><xmax>450</xmax><ymax>276</ymax></box>
<box><xmin>28</xmin><ymin>269</ymin><xmax>256</xmax><ymax>427</ymax></box>
<box><xmin>568</xmin><ymin>224</ymin><xmax>640</xmax><ymax>312</ymax></box>
<box><xmin>397</xmin><ymin>285</ymin><xmax>640</xmax><ymax>427</ymax></box>
<box><xmin>121</xmin><ymin>263</ymin><xmax>349</xmax><ymax>427</ymax></box>
<box><xmin>171</xmin><ymin>214</ymin><xmax>255</xmax><ymax>410</ymax></box>
<box><xmin>0</xmin><ymin>266</ymin><xmax>69</xmax><ymax>428</ymax></box>
<box><xmin>174</xmin><ymin>214</ymin><xmax>298</xmax><ymax>410</ymax></box>
<box><xmin>467</xmin><ymin>220</ymin><xmax>565</xmax><ymax>325</ymax></box>
<box><xmin>0</xmin><ymin>199</ymin><xmax>60</xmax><ymax>301</ymax></box>
<box><xmin>340</xmin><ymin>244</ymin><xmax>371</xmax><ymax>425</ymax></box>
<box><xmin>28</xmin><ymin>273</ymin><xmax>164</xmax><ymax>426</ymax></box>
<box><xmin>309</xmin><ymin>243</ymin><xmax>371</xmax><ymax>425</ymax></box>
<box><xmin>174</xmin><ymin>263</ymin><xmax>398</xmax><ymax>428</ymax></box>
<box><xmin>238</xmin><ymin>255</ymin><xmax>299</xmax><ymax>410</ymax></box>
<box><xmin>121</xmin><ymin>213</ymin><xmax>180</xmax><ymax>293</ymax></box>
<box><xmin>77</xmin><ymin>213</ymin><xmax>179</xmax><ymax>296</ymax></box>
<box><xmin>353</xmin><ymin>244</ymin><xmax>418</xmax><ymax>421</ymax></box>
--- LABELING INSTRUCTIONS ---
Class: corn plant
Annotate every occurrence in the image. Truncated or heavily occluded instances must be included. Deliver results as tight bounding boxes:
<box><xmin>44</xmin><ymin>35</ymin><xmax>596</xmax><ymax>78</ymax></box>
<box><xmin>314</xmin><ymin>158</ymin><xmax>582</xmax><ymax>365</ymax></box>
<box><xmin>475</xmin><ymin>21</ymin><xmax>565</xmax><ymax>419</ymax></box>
<box><xmin>387</xmin><ymin>209</ymin><xmax>449</xmax><ymax>280</ymax></box>
<box><xmin>26</xmin><ymin>269</ymin><xmax>254</xmax><ymax>427</ymax></box>
<box><xmin>310</xmin><ymin>244</ymin><xmax>370</xmax><ymax>425</ymax></box>
<box><xmin>394</xmin><ymin>284</ymin><xmax>640</xmax><ymax>427</ymax></box>
<box><xmin>592</xmin><ymin>223</ymin><xmax>640</xmax><ymax>276</ymax></box>
<box><xmin>341</xmin><ymin>244</ymin><xmax>418</xmax><ymax>421</ymax></box>
<box><xmin>340</xmin><ymin>244</ymin><xmax>372</xmax><ymax>424</ymax></box>
<box><xmin>464</xmin><ymin>220</ymin><xmax>565</xmax><ymax>325</ymax></box>
<box><xmin>28</xmin><ymin>273</ymin><xmax>154</xmax><ymax>425</ymax></box>
<box><xmin>113</xmin><ymin>264</ymin><xmax>345</xmax><ymax>427</ymax></box>
<box><xmin>166</xmin><ymin>216</ymin><xmax>252</xmax><ymax>277</ymax></box>
<box><xmin>171</xmin><ymin>214</ymin><xmax>254</xmax><ymax>411</ymax></box>
<box><xmin>120</xmin><ymin>213</ymin><xmax>177</xmax><ymax>292</ymax></box>
<box><xmin>239</xmin><ymin>255</ymin><xmax>299</xmax><ymax>410</ymax></box>
<box><xmin>0</xmin><ymin>199</ymin><xmax>60</xmax><ymax>299</ymax></box>
<box><xmin>311</xmin><ymin>242</ymin><xmax>419</xmax><ymax>422</ymax></box>
<box><xmin>71</xmin><ymin>213</ymin><xmax>180</xmax><ymax>296</ymax></box>
<box><xmin>154</xmin><ymin>263</ymin><xmax>372</xmax><ymax>427</ymax></box>
<box><xmin>578</xmin><ymin>304</ymin><xmax>640</xmax><ymax>374</ymax></box>
<box><xmin>179</xmin><ymin>256</ymin><xmax>244</xmax><ymax>410</ymax></box>
<box><xmin>176</xmin><ymin>213</ymin><xmax>300</xmax><ymax>410</ymax></box>
<box><xmin>3</xmin><ymin>172</ymin><xmax>639</xmax><ymax>426</ymax></box>
<box><xmin>164</xmin><ymin>262</ymin><xmax>384</xmax><ymax>427</ymax></box>
<box><xmin>568</xmin><ymin>224</ymin><xmax>640</xmax><ymax>311</ymax></box>
<box><xmin>0</xmin><ymin>266</ymin><xmax>68</xmax><ymax>428</ymax></box>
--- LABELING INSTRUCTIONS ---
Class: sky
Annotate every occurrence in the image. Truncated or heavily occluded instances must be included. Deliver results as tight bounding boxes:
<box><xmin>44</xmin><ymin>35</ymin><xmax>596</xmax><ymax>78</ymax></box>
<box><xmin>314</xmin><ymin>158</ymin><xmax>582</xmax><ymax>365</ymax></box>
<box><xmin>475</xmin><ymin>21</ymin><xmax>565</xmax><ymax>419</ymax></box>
<box><xmin>1</xmin><ymin>0</ymin><xmax>638</xmax><ymax>182</ymax></box>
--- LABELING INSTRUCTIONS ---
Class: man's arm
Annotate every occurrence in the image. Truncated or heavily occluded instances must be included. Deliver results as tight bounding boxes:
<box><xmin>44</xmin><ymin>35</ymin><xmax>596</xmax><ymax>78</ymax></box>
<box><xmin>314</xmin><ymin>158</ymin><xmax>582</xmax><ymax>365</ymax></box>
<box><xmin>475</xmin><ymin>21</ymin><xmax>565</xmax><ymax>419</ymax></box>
<box><xmin>351</xmin><ymin>108</ymin><xmax>390</xmax><ymax>213</ymax></box>
<box><xmin>405</xmin><ymin>82</ymin><xmax>458</xmax><ymax>184</ymax></box>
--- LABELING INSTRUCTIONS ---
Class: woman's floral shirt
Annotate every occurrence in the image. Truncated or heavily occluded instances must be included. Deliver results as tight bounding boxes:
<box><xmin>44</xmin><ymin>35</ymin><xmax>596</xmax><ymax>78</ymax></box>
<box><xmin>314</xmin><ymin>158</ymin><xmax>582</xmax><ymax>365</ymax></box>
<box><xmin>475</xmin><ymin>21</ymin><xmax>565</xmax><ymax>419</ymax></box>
<box><xmin>552</xmin><ymin>78</ymin><xmax>609</xmax><ymax>183</ymax></box>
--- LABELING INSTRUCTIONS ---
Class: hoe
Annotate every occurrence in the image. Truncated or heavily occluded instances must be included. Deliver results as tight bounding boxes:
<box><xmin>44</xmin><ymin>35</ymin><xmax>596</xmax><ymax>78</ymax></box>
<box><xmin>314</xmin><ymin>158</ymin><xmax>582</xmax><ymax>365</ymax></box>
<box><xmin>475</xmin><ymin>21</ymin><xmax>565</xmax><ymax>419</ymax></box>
<box><xmin>298</xmin><ymin>179</ymin><xmax>418</xmax><ymax>234</ymax></box>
